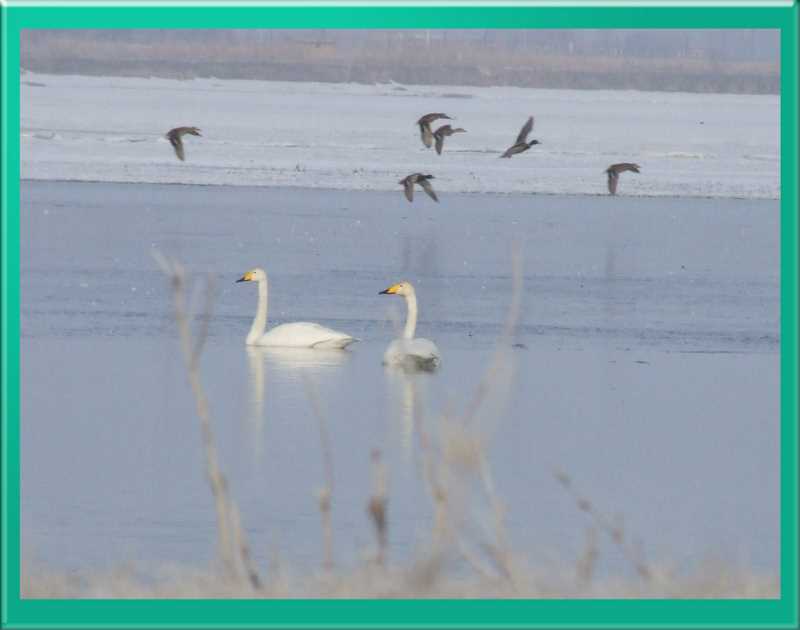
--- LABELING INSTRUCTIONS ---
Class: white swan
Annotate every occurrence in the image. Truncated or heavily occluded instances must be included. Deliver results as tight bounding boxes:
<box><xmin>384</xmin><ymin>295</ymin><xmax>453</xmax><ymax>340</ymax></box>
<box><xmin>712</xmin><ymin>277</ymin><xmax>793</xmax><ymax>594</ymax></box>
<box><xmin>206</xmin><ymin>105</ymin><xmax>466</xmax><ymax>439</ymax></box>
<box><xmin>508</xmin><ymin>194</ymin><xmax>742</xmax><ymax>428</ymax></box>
<box><xmin>237</xmin><ymin>268</ymin><xmax>358</xmax><ymax>349</ymax></box>
<box><xmin>379</xmin><ymin>281</ymin><xmax>441</xmax><ymax>370</ymax></box>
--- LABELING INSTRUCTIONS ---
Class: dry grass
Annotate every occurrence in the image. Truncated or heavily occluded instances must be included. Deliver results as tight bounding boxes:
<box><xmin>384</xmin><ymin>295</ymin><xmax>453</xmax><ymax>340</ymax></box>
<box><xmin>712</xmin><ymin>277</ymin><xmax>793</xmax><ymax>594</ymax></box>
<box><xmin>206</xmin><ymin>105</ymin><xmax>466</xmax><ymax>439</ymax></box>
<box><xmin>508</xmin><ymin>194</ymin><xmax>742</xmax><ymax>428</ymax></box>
<box><xmin>21</xmin><ymin>561</ymin><xmax>779</xmax><ymax>599</ymax></box>
<box><xmin>152</xmin><ymin>253</ymin><xmax>260</xmax><ymax>590</ymax></box>
<box><xmin>20</xmin><ymin>251</ymin><xmax>780</xmax><ymax>600</ymax></box>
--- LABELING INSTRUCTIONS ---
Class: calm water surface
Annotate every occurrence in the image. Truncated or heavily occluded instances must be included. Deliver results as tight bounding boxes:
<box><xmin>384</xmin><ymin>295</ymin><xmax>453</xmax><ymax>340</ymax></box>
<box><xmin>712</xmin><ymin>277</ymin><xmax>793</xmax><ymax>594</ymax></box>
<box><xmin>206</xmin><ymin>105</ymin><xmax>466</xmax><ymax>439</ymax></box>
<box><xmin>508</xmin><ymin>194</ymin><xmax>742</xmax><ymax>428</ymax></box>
<box><xmin>21</xmin><ymin>181</ymin><xmax>780</xmax><ymax>577</ymax></box>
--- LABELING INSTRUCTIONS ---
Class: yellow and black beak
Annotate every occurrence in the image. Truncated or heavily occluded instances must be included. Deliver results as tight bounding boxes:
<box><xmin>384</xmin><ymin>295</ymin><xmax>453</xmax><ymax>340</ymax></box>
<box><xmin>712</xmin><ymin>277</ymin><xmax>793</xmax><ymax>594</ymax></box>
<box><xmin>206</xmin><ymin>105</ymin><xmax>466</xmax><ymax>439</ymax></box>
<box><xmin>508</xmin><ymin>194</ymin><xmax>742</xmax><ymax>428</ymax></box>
<box><xmin>236</xmin><ymin>271</ymin><xmax>253</xmax><ymax>283</ymax></box>
<box><xmin>379</xmin><ymin>283</ymin><xmax>401</xmax><ymax>295</ymax></box>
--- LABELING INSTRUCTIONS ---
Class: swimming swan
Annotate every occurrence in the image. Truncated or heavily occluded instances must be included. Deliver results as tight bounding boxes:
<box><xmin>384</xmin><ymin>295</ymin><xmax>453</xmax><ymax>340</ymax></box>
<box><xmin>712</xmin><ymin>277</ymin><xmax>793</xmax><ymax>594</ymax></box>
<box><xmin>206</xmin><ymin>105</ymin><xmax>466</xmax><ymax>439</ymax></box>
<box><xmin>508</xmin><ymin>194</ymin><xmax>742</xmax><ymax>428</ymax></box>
<box><xmin>379</xmin><ymin>281</ymin><xmax>441</xmax><ymax>370</ymax></box>
<box><xmin>237</xmin><ymin>268</ymin><xmax>358</xmax><ymax>349</ymax></box>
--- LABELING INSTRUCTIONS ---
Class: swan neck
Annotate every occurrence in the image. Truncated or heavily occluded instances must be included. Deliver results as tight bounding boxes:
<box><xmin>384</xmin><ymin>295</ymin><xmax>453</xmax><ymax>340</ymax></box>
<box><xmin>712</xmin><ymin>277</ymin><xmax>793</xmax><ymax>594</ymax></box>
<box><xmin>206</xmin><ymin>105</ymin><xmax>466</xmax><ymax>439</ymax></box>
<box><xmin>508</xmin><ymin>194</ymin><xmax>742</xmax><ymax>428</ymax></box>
<box><xmin>403</xmin><ymin>290</ymin><xmax>418</xmax><ymax>340</ymax></box>
<box><xmin>247</xmin><ymin>276</ymin><xmax>269</xmax><ymax>344</ymax></box>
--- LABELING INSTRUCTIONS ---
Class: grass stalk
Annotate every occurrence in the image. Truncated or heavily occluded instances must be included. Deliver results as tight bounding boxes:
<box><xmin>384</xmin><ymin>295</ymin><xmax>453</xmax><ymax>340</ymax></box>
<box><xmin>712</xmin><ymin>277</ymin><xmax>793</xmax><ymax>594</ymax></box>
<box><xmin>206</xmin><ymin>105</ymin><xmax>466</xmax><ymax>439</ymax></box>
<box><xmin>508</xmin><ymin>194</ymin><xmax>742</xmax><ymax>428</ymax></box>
<box><xmin>554</xmin><ymin>469</ymin><xmax>651</xmax><ymax>581</ymax></box>
<box><xmin>153</xmin><ymin>252</ymin><xmax>261</xmax><ymax>589</ymax></box>
<box><xmin>302</xmin><ymin>374</ymin><xmax>336</xmax><ymax>572</ymax></box>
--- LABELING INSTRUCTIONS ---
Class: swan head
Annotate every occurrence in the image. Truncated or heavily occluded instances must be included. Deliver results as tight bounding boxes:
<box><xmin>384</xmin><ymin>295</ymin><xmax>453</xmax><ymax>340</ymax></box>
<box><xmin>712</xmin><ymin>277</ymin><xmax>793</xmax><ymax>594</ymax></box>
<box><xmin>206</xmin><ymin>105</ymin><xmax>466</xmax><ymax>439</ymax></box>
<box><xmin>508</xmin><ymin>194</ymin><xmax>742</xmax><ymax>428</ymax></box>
<box><xmin>379</xmin><ymin>281</ymin><xmax>415</xmax><ymax>297</ymax></box>
<box><xmin>236</xmin><ymin>267</ymin><xmax>266</xmax><ymax>283</ymax></box>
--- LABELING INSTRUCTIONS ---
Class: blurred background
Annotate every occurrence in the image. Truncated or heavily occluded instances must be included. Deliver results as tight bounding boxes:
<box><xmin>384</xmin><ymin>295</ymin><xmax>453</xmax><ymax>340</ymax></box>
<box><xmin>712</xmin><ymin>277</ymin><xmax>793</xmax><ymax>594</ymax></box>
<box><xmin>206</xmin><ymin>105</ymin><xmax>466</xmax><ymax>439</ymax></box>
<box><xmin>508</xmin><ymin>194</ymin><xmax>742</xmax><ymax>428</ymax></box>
<box><xmin>21</xmin><ymin>28</ymin><xmax>780</xmax><ymax>93</ymax></box>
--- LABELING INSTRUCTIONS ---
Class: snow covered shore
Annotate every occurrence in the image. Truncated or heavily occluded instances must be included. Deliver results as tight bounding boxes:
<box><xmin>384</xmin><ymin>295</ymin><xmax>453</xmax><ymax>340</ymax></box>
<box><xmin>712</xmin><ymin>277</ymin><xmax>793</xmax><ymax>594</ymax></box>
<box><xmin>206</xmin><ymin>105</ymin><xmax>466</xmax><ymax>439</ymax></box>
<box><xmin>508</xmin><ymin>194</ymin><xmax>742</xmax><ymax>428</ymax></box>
<box><xmin>21</xmin><ymin>73</ymin><xmax>780</xmax><ymax>199</ymax></box>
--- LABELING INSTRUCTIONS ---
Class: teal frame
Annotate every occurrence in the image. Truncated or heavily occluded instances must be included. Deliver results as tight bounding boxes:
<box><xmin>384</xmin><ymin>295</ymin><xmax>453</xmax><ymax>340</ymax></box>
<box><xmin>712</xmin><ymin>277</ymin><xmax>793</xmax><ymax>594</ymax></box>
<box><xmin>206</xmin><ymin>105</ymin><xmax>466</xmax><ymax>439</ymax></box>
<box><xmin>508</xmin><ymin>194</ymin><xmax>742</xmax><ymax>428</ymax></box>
<box><xmin>1</xmin><ymin>3</ymin><xmax>797</xmax><ymax>628</ymax></box>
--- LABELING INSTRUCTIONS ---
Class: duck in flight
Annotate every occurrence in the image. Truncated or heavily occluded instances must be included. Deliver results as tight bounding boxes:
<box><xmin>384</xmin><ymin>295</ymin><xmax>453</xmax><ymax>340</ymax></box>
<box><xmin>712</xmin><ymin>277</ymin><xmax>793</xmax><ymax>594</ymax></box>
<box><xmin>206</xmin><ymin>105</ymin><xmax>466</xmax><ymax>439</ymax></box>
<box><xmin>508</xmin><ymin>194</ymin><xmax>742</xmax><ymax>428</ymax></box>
<box><xmin>500</xmin><ymin>116</ymin><xmax>539</xmax><ymax>158</ymax></box>
<box><xmin>166</xmin><ymin>126</ymin><xmax>201</xmax><ymax>161</ymax></box>
<box><xmin>433</xmin><ymin>124</ymin><xmax>467</xmax><ymax>155</ymax></box>
<box><xmin>417</xmin><ymin>113</ymin><xmax>452</xmax><ymax>149</ymax></box>
<box><xmin>399</xmin><ymin>173</ymin><xmax>438</xmax><ymax>203</ymax></box>
<box><xmin>605</xmin><ymin>163</ymin><xmax>641</xmax><ymax>195</ymax></box>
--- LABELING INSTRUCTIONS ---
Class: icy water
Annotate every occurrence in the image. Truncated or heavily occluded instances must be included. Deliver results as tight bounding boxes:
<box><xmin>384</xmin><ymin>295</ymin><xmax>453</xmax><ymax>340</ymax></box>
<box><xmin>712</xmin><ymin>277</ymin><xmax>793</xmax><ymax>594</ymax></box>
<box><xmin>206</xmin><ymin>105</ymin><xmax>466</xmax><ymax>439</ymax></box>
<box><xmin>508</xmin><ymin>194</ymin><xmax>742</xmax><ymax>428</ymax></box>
<box><xmin>21</xmin><ymin>180</ymin><xmax>780</xmax><ymax>579</ymax></box>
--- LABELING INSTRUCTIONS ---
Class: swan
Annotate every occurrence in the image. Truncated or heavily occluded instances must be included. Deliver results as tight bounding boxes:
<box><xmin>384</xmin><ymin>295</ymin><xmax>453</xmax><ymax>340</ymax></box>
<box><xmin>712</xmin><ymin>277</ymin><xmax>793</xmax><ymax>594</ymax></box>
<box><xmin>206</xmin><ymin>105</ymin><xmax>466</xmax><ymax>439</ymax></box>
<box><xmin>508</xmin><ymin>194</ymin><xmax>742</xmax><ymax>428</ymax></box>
<box><xmin>379</xmin><ymin>281</ymin><xmax>441</xmax><ymax>370</ymax></box>
<box><xmin>236</xmin><ymin>268</ymin><xmax>358</xmax><ymax>349</ymax></box>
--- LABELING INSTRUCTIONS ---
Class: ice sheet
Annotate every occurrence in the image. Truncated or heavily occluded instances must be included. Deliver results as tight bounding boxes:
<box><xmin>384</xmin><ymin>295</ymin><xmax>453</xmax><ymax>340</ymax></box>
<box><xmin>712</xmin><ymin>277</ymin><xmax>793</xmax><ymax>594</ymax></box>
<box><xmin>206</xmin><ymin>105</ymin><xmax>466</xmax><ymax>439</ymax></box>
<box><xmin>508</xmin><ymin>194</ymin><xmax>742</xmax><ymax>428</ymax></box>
<box><xmin>21</xmin><ymin>73</ymin><xmax>780</xmax><ymax>199</ymax></box>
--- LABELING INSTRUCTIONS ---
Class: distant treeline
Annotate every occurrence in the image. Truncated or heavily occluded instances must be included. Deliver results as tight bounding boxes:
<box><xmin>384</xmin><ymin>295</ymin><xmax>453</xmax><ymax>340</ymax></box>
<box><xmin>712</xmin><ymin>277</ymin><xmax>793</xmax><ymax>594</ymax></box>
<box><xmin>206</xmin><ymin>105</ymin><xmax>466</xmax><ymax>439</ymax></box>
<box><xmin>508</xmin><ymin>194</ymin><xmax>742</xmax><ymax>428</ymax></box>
<box><xmin>21</xmin><ymin>29</ymin><xmax>780</xmax><ymax>94</ymax></box>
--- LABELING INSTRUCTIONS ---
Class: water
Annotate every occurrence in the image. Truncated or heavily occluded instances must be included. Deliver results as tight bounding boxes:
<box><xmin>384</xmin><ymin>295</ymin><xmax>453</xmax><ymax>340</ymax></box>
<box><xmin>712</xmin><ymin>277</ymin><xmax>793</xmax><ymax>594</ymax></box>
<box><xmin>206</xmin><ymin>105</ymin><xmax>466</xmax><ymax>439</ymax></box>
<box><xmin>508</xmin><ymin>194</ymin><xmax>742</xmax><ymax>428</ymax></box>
<box><xmin>21</xmin><ymin>180</ymin><xmax>780</xmax><ymax>579</ymax></box>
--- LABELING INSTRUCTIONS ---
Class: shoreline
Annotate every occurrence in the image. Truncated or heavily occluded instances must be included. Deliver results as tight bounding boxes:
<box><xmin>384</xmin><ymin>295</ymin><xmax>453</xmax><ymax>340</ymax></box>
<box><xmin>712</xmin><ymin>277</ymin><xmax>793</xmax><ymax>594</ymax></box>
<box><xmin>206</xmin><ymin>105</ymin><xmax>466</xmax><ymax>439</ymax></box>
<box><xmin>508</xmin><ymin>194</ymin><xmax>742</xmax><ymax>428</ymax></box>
<box><xmin>20</xmin><ymin>177</ymin><xmax>780</xmax><ymax>203</ymax></box>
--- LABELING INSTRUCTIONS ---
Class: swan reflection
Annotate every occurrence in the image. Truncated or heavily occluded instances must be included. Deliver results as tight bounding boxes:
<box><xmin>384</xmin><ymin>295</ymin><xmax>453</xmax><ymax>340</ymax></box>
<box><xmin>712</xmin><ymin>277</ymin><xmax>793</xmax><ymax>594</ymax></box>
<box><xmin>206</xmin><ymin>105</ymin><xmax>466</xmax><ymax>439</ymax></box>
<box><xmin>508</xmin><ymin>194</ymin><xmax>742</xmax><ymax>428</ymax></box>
<box><xmin>384</xmin><ymin>363</ymin><xmax>433</xmax><ymax>456</ymax></box>
<box><xmin>244</xmin><ymin>346</ymin><xmax>351</xmax><ymax>458</ymax></box>
<box><xmin>256</xmin><ymin>346</ymin><xmax>352</xmax><ymax>371</ymax></box>
<box><xmin>245</xmin><ymin>346</ymin><xmax>267</xmax><ymax>457</ymax></box>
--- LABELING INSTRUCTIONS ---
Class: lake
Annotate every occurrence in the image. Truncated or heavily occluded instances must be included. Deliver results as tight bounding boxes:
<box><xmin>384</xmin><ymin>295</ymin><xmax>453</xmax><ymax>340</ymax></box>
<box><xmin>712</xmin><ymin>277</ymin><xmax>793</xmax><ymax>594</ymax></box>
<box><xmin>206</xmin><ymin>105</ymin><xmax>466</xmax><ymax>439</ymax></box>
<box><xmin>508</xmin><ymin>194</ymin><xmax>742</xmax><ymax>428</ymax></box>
<box><xmin>20</xmin><ymin>180</ymin><xmax>780</xmax><ymax>581</ymax></box>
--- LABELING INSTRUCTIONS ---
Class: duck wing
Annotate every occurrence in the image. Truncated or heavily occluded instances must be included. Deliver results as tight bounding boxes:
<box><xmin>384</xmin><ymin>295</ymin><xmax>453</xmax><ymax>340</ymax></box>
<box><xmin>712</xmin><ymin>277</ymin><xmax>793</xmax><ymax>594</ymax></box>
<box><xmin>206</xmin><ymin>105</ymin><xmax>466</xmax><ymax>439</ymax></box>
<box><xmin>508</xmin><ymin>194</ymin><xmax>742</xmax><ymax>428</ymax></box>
<box><xmin>403</xmin><ymin>178</ymin><xmax>415</xmax><ymax>202</ymax></box>
<box><xmin>515</xmin><ymin>116</ymin><xmax>534</xmax><ymax>145</ymax></box>
<box><xmin>419</xmin><ymin>122</ymin><xmax>434</xmax><ymax>148</ymax></box>
<box><xmin>418</xmin><ymin>113</ymin><xmax>449</xmax><ymax>125</ymax></box>
<box><xmin>608</xmin><ymin>162</ymin><xmax>641</xmax><ymax>174</ymax></box>
<box><xmin>169</xmin><ymin>134</ymin><xmax>185</xmax><ymax>161</ymax></box>
<box><xmin>434</xmin><ymin>132</ymin><xmax>445</xmax><ymax>155</ymax></box>
<box><xmin>419</xmin><ymin>178</ymin><xmax>439</xmax><ymax>202</ymax></box>
<box><xmin>607</xmin><ymin>170</ymin><xmax>619</xmax><ymax>195</ymax></box>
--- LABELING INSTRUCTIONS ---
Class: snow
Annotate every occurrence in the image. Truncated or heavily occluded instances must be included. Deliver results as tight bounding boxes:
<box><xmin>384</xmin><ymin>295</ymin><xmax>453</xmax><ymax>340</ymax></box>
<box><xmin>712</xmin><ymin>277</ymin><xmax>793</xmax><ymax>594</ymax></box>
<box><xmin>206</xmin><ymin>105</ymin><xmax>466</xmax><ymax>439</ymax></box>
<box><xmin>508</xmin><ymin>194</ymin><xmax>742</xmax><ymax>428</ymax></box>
<box><xmin>21</xmin><ymin>72</ymin><xmax>779</xmax><ymax>199</ymax></box>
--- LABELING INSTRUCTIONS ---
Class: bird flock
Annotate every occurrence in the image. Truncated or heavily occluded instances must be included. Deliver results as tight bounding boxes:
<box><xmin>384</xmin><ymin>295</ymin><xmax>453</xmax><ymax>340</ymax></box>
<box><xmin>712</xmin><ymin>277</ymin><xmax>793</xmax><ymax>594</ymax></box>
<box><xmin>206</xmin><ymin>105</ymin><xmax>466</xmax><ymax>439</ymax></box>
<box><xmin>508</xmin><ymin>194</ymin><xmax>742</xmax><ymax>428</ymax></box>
<box><xmin>163</xmin><ymin>111</ymin><xmax>642</xmax><ymax>369</ymax></box>
<box><xmin>165</xmin><ymin>112</ymin><xmax>641</xmax><ymax>200</ymax></box>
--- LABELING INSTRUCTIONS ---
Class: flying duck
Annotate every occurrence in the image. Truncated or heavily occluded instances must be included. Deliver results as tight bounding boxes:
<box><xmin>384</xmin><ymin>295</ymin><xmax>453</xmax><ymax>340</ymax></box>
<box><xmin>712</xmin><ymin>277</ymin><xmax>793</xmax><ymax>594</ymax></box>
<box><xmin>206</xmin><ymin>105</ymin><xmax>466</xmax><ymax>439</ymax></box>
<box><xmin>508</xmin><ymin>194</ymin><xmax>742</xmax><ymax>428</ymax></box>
<box><xmin>416</xmin><ymin>113</ymin><xmax>452</xmax><ymax>149</ymax></box>
<box><xmin>399</xmin><ymin>173</ymin><xmax>438</xmax><ymax>203</ymax></box>
<box><xmin>166</xmin><ymin>126</ymin><xmax>201</xmax><ymax>161</ymax></box>
<box><xmin>500</xmin><ymin>116</ymin><xmax>539</xmax><ymax>158</ymax></box>
<box><xmin>605</xmin><ymin>163</ymin><xmax>641</xmax><ymax>195</ymax></box>
<box><xmin>433</xmin><ymin>124</ymin><xmax>467</xmax><ymax>155</ymax></box>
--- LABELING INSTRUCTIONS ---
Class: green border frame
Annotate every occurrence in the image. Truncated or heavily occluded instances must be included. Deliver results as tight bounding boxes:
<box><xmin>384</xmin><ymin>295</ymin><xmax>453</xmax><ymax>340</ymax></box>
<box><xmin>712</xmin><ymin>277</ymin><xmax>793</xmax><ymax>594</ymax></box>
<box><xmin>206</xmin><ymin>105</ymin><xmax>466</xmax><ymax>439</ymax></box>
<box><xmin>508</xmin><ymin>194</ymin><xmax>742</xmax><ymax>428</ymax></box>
<box><xmin>2</xmin><ymin>3</ymin><xmax>797</xmax><ymax>628</ymax></box>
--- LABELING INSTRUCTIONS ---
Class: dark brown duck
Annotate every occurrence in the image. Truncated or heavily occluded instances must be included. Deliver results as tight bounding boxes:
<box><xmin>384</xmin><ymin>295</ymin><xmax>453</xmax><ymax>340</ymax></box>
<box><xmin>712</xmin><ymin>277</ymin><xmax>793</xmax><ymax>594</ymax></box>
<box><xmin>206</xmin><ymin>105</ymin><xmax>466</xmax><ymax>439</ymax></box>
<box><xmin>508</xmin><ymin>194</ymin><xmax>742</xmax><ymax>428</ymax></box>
<box><xmin>416</xmin><ymin>113</ymin><xmax>452</xmax><ymax>149</ymax></box>
<box><xmin>166</xmin><ymin>126</ymin><xmax>202</xmax><ymax>161</ymax></box>
<box><xmin>399</xmin><ymin>173</ymin><xmax>439</xmax><ymax>202</ymax></box>
<box><xmin>500</xmin><ymin>116</ymin><xmax>540</xmax><ymax>158</ymax></box>
<box><xmin>605</xmin><ymin>163</ymin><xmax>641</xmax><ymax>195</ymax></box>
<box><xmin>433</xmin><ymin>124</ymin><xmax>467</xmax><ymax>155</ymax></box>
